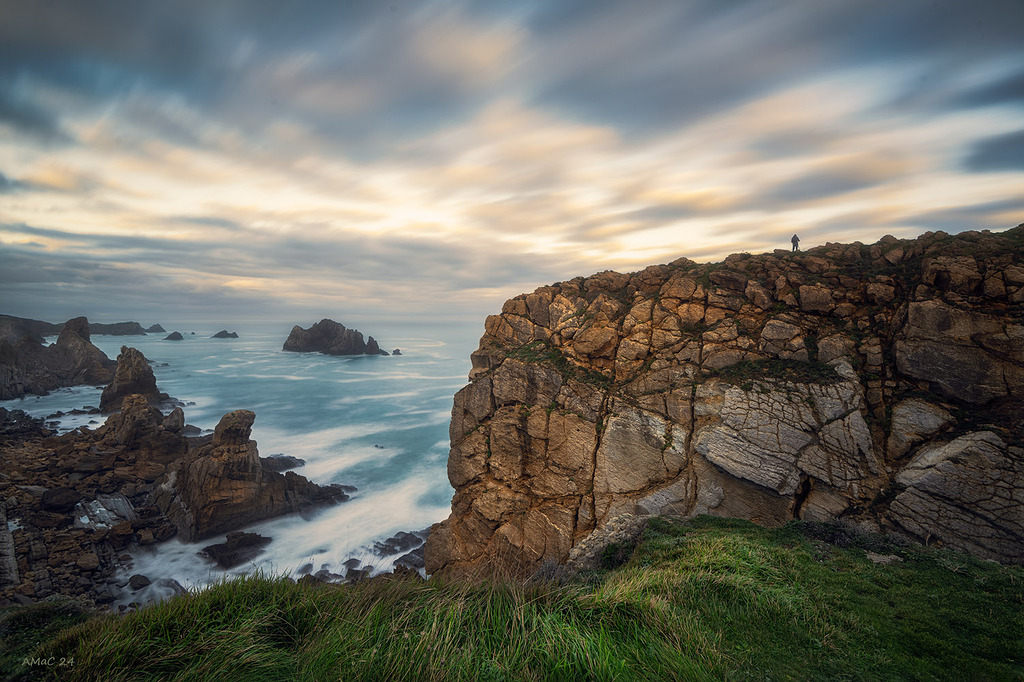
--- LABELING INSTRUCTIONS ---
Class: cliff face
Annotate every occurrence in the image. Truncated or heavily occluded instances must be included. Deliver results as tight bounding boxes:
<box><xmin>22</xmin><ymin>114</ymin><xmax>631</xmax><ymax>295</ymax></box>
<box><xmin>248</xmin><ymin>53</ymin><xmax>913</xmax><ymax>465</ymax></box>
<box><xmin>425</xmin><ymin>226</ymin><xmax>1024</xmax><ymax>576</ymax></box>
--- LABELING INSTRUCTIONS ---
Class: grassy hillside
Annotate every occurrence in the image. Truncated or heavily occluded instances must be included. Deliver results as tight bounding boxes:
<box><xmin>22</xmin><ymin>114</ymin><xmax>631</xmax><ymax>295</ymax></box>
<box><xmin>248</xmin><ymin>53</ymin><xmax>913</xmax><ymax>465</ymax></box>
<box><xmin>3</xmin><ymin>516</ymin><xmax>1022</xmax><ymax>681</ymax></box>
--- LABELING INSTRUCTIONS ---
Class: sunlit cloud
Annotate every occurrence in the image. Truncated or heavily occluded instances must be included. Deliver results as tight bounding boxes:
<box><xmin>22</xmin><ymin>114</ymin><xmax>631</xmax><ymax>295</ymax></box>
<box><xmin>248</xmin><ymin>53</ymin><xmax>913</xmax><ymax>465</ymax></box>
<box><xmin>0</xmin><ymin>0</ymin><xmax>1022</xmax><ymax>325</ymax></box>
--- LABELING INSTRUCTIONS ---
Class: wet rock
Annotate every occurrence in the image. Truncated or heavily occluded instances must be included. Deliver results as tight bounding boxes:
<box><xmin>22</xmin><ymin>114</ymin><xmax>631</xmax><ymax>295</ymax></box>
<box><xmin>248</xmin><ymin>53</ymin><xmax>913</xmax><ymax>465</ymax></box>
<box><xmin>128</xmin><ymin>574</ymin><xmax>151</xmax><ymax>589</ymax></box>
<box><xmin>157</xmin><ymin>410</ymin><xmax>350</xmax><ymax>541</ymax></box>
<box><xmin>40</xmin><ymin>487</ymin><xmax>81</xmax><ymax>513</ymax></box>
<box><xmin>373</xmin><ymin>529</ymin><xmax>428</xmax><ymax>557</ymax></box>
<box><xmin>199</xmin><ymin>532</ymin><xmax>273</xmax><ymax>569</ymax></box>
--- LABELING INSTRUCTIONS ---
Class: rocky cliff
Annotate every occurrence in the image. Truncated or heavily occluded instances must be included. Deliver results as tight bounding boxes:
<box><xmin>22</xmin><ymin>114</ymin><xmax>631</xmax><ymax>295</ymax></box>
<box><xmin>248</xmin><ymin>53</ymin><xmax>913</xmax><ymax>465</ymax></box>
<box><xmin>425</xmin><ymin>226</ymin><xmax>1024</xmax><ymax>577</ymax></box>
<box><xmin>0</xmin><ymin>317</ymin><xmax>116</xmax><ymax>400</ymax></box>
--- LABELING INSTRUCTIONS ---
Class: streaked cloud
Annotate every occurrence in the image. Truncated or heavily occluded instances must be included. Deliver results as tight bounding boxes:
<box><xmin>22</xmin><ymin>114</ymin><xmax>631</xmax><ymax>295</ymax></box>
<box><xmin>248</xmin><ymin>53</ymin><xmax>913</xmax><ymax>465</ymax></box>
<box><xmin>0</xmin><ymin>0</ymin><xmax>1022</xmax><ymax>326</ymax></box>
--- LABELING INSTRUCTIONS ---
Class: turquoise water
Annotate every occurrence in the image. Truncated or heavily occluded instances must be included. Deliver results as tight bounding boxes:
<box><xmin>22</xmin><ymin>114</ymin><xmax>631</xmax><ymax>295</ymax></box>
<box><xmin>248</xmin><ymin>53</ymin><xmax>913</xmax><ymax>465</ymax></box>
<box><xmin>2</xmin><ymin>320</ymin><xmax>478</xmax><ymax>599</ymax></box>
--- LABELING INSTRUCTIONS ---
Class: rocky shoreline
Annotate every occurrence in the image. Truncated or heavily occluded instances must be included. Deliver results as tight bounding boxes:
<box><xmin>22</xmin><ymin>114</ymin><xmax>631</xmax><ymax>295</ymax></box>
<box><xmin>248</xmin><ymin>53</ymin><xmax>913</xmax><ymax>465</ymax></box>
<box><xmin>0</xmin><ymin>342</ymin><xmax>356</xmax><ymax>608</ymax></box>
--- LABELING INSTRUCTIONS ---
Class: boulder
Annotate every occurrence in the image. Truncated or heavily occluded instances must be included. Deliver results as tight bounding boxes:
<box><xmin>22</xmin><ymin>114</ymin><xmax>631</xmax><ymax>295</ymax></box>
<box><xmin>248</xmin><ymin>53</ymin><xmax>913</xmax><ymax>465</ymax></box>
<box><xmin>199</xmin><ymin>531</ymin><xmax>273</xmax><ymax>568</ymax></box>
<box><xmin>211</xmin><ymin>330</ymin><xmax>239</xmax><ymax>339</ymax></box>
<box><xmin>164</xmin><ymin>332</ymin><xmax>184</xmax><ymax>341</ymax></box>
<box><xmin>128</xmin><ymin>574</ymin><xmax>152</xmax><ymax>589</ymax></box>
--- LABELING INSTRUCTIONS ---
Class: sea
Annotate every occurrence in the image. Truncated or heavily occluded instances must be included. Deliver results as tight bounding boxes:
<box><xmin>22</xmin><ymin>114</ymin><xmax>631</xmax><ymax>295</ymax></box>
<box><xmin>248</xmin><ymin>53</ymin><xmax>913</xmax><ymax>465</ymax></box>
<box><xmin>1</xmin><ymin>320</ymin><xmax>481</xmax><ymax>604</ymax></box>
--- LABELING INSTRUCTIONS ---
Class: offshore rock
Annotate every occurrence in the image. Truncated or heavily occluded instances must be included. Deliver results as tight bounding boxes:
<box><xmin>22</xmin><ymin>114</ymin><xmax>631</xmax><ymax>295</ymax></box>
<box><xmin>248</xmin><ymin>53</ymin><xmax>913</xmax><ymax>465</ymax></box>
<box><xmin>426</xmin><ymin>225</ymin><xmax>1024</xmax><ymax>577</ymax></box>
<box><xmin>283</xmin><ymin>319</ymin><xmax>385</xmax><ymax>355</ymax></box>
<box><xmin>88</xmin><ymin>321</ymin><xmax>147</xmax><ymax>335</ymax></box>
<box><xmin>211</xmin><ymin>330</ymin><xmax>239</xmax><ymax>339</ymax></box>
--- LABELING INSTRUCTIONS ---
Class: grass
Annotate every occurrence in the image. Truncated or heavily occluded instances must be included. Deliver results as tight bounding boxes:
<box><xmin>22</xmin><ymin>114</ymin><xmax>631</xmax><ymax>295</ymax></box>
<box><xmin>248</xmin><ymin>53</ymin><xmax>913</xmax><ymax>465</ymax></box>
<box><xmin>5</xmin><ymin>515</ymin><xmax>1023</xmax><ymax>681</ymax></box>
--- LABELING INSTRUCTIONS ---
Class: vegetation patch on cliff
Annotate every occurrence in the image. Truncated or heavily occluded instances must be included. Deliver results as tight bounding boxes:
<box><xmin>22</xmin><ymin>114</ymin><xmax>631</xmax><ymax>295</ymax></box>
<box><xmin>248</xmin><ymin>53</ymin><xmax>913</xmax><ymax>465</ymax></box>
<box><xmin>508</xmin><ymin>340</ymin><xmax>613</xmax><ymax>389</ymax></box>
<box><xmin>6</xmin><ymin>516</ymin><xmax>1022</xmax><ymax>681</ymax></box>
<box><xmin>710</xmin><ymin>357</ymin><xmax>843</xmax><ymax>388</ymax></box>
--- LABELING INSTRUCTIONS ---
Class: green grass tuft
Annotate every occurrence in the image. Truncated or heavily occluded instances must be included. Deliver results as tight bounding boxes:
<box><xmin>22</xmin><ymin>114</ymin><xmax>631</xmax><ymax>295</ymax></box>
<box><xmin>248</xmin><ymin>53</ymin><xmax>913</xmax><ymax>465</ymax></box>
<box><xmin>5</xmin><ymin>516</ymin><xmax>1023</xmax><ymax>681</ymax></box>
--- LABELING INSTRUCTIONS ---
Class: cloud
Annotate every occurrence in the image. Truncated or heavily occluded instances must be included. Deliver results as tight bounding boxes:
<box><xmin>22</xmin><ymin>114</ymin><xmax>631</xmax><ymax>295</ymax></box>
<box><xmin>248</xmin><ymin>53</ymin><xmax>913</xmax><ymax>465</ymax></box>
<box><xmin>0</xmin><ymin>90</ymin><xmax>69</xmax><ymax>142</ymax></box>
<box><xmin>762</xmin><ymin>155</ymin><xmax>908</xmax><ymax>204</ymax></box>
<box><xmin>1</xmin><ymin>1</ymin><xmax>1023</xmax><ymax>326</ymax></box>
<box><xmin>950</xmin><ymin>67</ymin><xmax>1024</xmax><ymax>109</ymax></box>
<box><xmin>963</xmin><ymin>129</ymin><xmax>1024</xmax><ymax>172</ymax></box>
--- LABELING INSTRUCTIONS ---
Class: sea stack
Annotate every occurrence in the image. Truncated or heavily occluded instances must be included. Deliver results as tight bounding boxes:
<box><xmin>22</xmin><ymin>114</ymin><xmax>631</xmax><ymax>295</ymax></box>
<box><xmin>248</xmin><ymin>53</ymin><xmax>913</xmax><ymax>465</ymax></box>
<box><xmin>99</xmin><ymin>346</ymin><xmax>169</xmax><ymax>412</ymax></box>
<box><xmin>283</xmin><ymin>319</ymin><xmax>387</xmax><ymax>356</ymax></box>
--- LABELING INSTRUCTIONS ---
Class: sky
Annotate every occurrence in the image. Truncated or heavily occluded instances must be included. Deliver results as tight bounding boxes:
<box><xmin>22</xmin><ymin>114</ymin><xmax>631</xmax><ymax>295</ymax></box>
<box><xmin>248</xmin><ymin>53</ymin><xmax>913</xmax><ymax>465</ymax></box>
<box><xmin>1</xmin><ymin>0</ymin><xmax>1023</xmax><ymax>327</ymax></box>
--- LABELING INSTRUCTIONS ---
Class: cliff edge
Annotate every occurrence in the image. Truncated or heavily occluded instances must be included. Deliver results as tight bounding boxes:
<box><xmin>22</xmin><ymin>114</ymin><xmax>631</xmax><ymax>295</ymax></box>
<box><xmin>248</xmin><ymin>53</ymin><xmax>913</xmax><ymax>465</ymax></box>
<box><xmin>425</xmin><ymin>226</ymin><xmax>1024</xmax><ymax>577</ymax></box>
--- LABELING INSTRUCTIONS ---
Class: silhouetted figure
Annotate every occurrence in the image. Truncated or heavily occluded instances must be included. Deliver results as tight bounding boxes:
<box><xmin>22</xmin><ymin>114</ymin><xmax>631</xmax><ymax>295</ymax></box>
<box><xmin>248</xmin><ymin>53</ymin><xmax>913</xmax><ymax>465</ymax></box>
<box><xmin>791</xmin><ymin>234</ymin><xmax>800</xmax><ymax>252</ymax></box>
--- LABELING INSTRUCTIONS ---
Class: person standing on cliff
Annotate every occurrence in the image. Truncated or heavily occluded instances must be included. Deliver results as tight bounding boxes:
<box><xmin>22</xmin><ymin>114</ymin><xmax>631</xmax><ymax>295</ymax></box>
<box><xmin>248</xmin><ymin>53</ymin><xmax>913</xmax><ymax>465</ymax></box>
<box><xmin>791</xmin><ymin>234</ymin><xmax>800</xmax><ymax>252</ymax></box>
